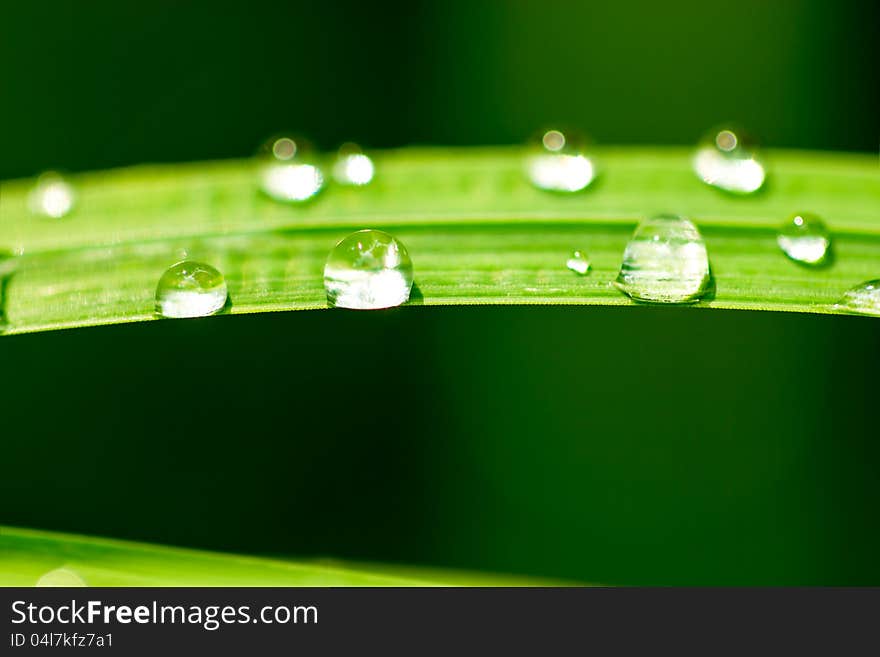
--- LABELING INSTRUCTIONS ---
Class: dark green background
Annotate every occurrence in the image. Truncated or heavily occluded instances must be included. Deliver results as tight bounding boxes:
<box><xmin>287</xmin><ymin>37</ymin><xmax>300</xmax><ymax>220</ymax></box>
<box><xmin>1</xmin><ymin>1</ymin><xmax>879</xmax><ymax>584</ymax></box>
<box><xmin>0</xmin><ymin>0</ymin><xmax>877</xmax><ymax>179</ymax></box>
<box><xmin>2</xmin><ymin>308</ymin><xmax>879</xmax><ymax>585</ymax></box>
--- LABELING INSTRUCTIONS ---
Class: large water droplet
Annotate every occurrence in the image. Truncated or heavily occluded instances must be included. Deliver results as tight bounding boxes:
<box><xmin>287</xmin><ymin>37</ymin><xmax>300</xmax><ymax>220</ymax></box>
<box><xmin>777</xmin><ymin>213</ymin><xmax>831</xmax><ymax>265</ymax></box>
<box><xmin>156</xmin><ymin>261</ymin><xmax>228</xmax><ymax>318</ymax></box>
<box><xmin>36</xmin><ymin>568</ymin><xmax>87</xmax><ymax>587</ymax></box>
<box><xmin>566</xmin><ymin>250</ymin><xmax>591</xmax><ymax>275</ymax></box>
<box><xmin>324</xmin><ymin>230</ymin><xmax>414</xmax><ymax>309</ymax></box>
<box><xmin>834</xmin><ymin>280</ymin><xmax>880</xmax><ymax>317</ymax></box>
<box><xmin>615</xmin><ymin>214</ymin><xmax>711</xmax><ymax>303</ymax></box>
<box><xmin>257</xmin><ymin>135</ymin><xmax>324</xmax><ymax>202</ymax></box>
<box><xmin>332</xmin><ymin>143</ymin><xmax>375</xmax><ymax>186</ymax></box>
<box><xmin>526</xmin><ymin>128</ymin><xmax>596</xmax><ymax>193</ymax></box>
<box><xmin>28</xmin><ymin>172</ymin><xmax>76</xmax><ymax>218</ymax></box>
<box><xmin>693</xmin><ymin>125</ymin><xmax>765</xmax><ymax>194</ymax></box>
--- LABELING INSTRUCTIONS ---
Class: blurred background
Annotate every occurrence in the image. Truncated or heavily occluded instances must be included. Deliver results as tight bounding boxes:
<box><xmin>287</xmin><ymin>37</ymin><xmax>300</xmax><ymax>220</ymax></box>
<box><xmin>0</xmin><ymin>0</ymin><xmax>877</xmax><ymax>180</ymax></box>
<box><xmin>1</xmin><ymin>1</ymin><xmax>878</xmax><ymax>585</ymax></box>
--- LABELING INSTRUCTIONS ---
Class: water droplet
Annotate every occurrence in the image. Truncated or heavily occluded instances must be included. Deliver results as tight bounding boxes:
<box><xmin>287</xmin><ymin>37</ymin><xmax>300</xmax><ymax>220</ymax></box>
<box><xmin>0</xmin><ymin>254</ymin><xmax>14</xmax><ymax>332</ymax></box>
<box><xmin>156</xmin><ymin>261</ymin><xmax>228</xmax><ymax>318</ymax></box>
<box><xmin>566</xmin><ymin>250</ymin><xmax>591</xmax><ymax>275</ymax></box>
<box><xmin>332</xmin><ymin>143</ymin><xmax>375</xmax><ymax>186</ymax></box>
<box><xmin>834</xmin><ymin>280</ymin><xmax>880</xmax><ymax>317</ymax></box>
<box><xmin>693</xmin><ymin>125</ymin><xmax>765</xmax><ymax>194</ymax></box>
<box><xmin>28</xmin><ymin>172</ymin><xmax>76</xmax><ymax>218</ymax></box>
<box><xmin>526</xmin><ymin>128</ymin><xmax>597</xmax><ymax>192</ymax></box>
<box><xmin>257</xmin><ymin>135</ymin><xmax>324</xmax><ymax>202</ymax></box>
<box><xmin>615</xmin><ymin>214</ymin><xmax>711</xmax><ymax>303</ymax></box>
<box><xmin>36</xmin><ymin>568</ymin><xmax>87</xmax><ymax>587</ymax></box>
<box><xmin>324</xmin><ymin>230</ymin><xmax>414</xmax><ymax>309</ymax></box>
<box><xmin>777</xmin><ymin>213</ymin><xmax>831</xmax><ymax>265</ymax></box>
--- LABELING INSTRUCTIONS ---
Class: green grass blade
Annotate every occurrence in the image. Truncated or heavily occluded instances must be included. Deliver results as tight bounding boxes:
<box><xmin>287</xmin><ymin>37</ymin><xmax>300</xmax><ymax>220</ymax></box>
<box><xmin>1</xmin><ymin>147</ymin><xmax>877</xmax><ymax>334</ymax></box>
<box><xmin>0</xmin><ymin>526</ymin><xmax>561</xmax><ymax>586</ymax></box>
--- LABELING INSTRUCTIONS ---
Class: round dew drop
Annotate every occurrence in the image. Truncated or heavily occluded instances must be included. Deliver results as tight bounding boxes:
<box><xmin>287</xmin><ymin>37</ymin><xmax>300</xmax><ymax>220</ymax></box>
<box><xmin>692</xmin><ymin>125</ymin><xmax>765</xmax><ymax>194</ymax></box>
<box><xmin>525</xmin><ymin>128</ymin><xmax>597</xmax><ymax>193</ymax></box>
<box><xmin>777</xmin><ymin>213</ymin><xmax>831</xmax><ymax>265</ymax></box>
<box><xmin>566</xmin><ymin>250</ymin><xmax>591</xmax><ymax>275</ymax></box>
<box><xmin>615</xmin><ymin>214</ymin><xmax>711</xmax><ymax>303</ymax></box>
<box><xmin>332</xmin><ymin>143</ymin><xmax>375</xmax><ymax>186</ymax></box>
<box><xmin>28</xmin><ymin>172</ymin><xmax>76</xmax><ymax>218</ymax></box>
<box><xmin>324</xmin><ymin>230</ymin><xmax>414</xmax><ymax>310</ymax></box>
<box><xmin>257</xmin><ymin>135</ymin><xmax>324</xmax><ymax>202</ymax></box>
<box><xmin>35</xmin><ymin>568</ymin><xmax>87</xmax><ymax>587</ymax></box>
<box><xmin>155</xmin><ymin>261</ymin><xmax>228</xmax><ymax>318</ymax></box>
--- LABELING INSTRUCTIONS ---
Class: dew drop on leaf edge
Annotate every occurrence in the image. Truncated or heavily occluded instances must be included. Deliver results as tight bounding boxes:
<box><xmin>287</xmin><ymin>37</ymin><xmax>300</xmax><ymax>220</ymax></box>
<box><xmin>525</xmin><ymin>128</ymin><xmax>597</xmax><ymax>193</ymax></box>
<box><xmin>256</xmin><ymin>134</ymin><xmax>324</xmax><ymax>202</ymax></box>
<box><xmin>155</xmin><ymin>260</ymin><xmax>228</xmax><ymax>319</ymax></box>
<box><xmin>28</xmin><ymin>171</ymin><xmax>76</xmax><ymax>219</ymax></box>
<box><xmin>693</xmin><ymin>125</ymin><xmax>765</xmax><ymax>195</ymax></box>
<box><xmin>615</xmin><ymin>214</ymin><xmax>711</xmax><ymax>304</ymax></box>
<box><xmin>332</xmin><ymin>143</ymin><xmax>375</xmax><ymax>186</ymax></box>
<box><xmin>834</xmin><ymin>280</ymin><xmax>880</xmax><ymax>317</ymax></box>
<box><xmin>324</xmin><ymin>229</ymin><xmax>414</xmax><ymax>310</ymax></box>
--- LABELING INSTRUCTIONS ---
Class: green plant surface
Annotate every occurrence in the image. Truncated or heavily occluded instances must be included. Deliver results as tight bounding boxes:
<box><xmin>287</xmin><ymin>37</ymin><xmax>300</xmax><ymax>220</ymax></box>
<box><xmin>0</xmin><ymin>526</ymin><xmax>564</xmax><ymax>587</ymax></box>
<box><xmin>0</xmin><ymin>147</ymin><xmax>877</xmax><ymax>334</ymax></box>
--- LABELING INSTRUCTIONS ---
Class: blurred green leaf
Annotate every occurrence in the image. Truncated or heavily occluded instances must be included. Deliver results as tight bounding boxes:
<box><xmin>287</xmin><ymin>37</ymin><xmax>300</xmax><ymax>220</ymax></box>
<box><xmin>0</xmin><ymin>526</ymin><xmax>563</xmax><ymax>586</ymax></box>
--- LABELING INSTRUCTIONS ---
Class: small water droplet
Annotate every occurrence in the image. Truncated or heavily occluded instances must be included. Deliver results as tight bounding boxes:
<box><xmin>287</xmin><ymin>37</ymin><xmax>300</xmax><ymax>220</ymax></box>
<box><xmin>324</xmin><ymin>229</ymin><xmax>414</xmax><ymax>309</ymax></box>
<box><xmin>615</xmin><ymin>214</ymin><xmax>711</xmax><ymax>303</ymax></box>
<box><xmin>333</xmin><ymin>143</ymin><xmax>375</xmax><ymax>186</ymax></box>
<box><xmin>156</xmin><ymin>261</ymin><xmax>228</xmax><ymax>318</ymax></box>
<box><xmin>834</xmin><ymin>280</ymin><xmax>880</xmax><ymax>317</ymax></box>
<box><xmin>36</xmin><ymin>568</ymin><xmax>87</xmax><ymax>587</ymax></box>
<box><xmin>777</xmin><ymin>213</ymin><xmax>831</xmax><ymax>265</ymax></box>
<box><xmin>28</xmin><ymin>172</ymin><xmax>76</xmax><ymax>218</ymax></box>
<box><xmin>693</xmin><ymin>125</ymin><xmax>765</xmax><ymax>194</ymax></box>
<box><xmin>566</xmin><ymin>250</ymin><xmax>591</xmax><ymax>275</ymax></box>
<box><xmin>526</xmin><ymin>128</ymin><xmax>597</xmax><ymax>192</ymax></box>
<box><xmin>257</xmin><ymin>135</ymin><xmax>324</xmax><ymax>202</ymax></box>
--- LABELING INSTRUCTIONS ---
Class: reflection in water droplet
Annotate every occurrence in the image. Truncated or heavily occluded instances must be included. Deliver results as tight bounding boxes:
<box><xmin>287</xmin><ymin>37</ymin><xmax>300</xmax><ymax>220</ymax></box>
<box><xmin>333</xmin><ymin>143</ymin><xmax>375</xmax><ymax>186</ymax></box>
<box><xmin>615</xmin><ymin>214</ymin><xmax>711</xmax><ymax>303</ymax></box>
<box><xmin>834</xmin><ymin>280</ymin><xmax>880</xmax><ymax>317</ymax></box>
<box><xmin>36</xmin><ymin>568</ymin><xmax>87</xmax><ymax>587</ymax></box>
<box><xmin>526</xmin><ymin>128</ymin><xmax>596</xmax><ymax>193</ymax></box>
<box><xmin>156</xmin><ymin>261</ymin><xmax>228</xmax><ymax>318</ymax></box>
<box><xmin>566</xmin><ymin>250</ymin><xmax>591</xmax><ymax>275</ymax></box>
<box><xmin>28</xmin><ymin>172</ymin><xmax>76</xmax><ymax>218</ymax></box>
<box><xmin>257</xmin><ymin>135</ymin><xmax>324</xmax><ymax>202</ymax></box>
<box><xmin>777</xmin><ymin>213</ymin><xmax>831</xmax><ymax>265</ymax></box>
<box><xmin>324</xmin><ymin>230</ymin><xmax>414</xmax><ymax>309</ymax></box>
<box><xmin>693</xmin><ymin>125</ymin><xmax>765</xmax><ymax>194</ymax></box>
